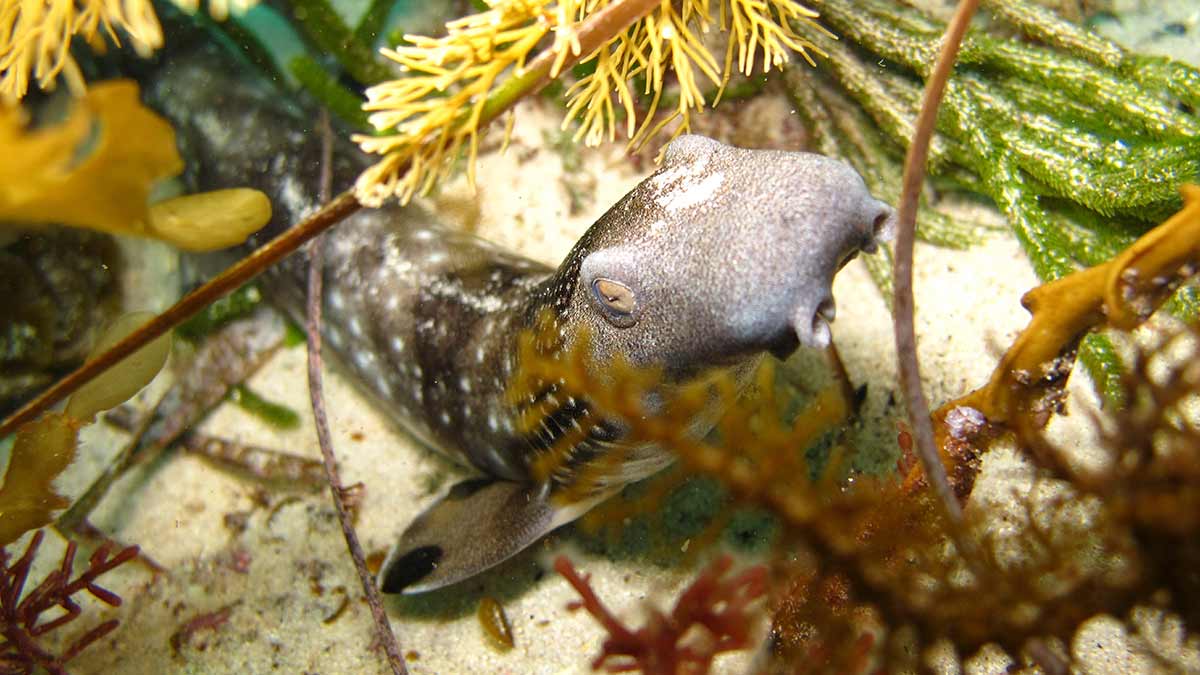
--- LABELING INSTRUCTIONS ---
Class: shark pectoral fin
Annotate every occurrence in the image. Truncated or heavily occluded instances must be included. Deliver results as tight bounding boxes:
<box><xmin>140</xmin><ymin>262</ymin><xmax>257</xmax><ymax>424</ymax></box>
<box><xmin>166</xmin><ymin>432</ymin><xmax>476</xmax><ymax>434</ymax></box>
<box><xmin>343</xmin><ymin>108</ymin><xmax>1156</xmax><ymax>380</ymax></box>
<box><xmin>379</xmin><ymin>478</ymin><xmax>597</xmax><ymax>595</ymax></box>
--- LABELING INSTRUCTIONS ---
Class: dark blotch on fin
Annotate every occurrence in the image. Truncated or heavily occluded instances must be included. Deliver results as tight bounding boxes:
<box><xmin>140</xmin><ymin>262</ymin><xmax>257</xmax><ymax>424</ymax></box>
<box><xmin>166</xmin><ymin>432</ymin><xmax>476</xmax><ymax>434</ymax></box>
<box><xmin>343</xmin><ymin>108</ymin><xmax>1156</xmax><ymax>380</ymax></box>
<box><xmin>380</xmin><ymin>545</ymin><xmax>444</xmax><ymax>594</ymax></box>
<box><xmin>378</xmin><ymin>478</ymin><xmax>586</xmax><ymax>594</ymax></box>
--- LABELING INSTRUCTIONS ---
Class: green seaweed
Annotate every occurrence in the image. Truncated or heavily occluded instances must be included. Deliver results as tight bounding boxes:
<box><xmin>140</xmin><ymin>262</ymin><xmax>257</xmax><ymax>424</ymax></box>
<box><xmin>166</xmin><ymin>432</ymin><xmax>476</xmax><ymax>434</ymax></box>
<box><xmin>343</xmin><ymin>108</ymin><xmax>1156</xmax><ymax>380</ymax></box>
<box><xmin>787</xmin><ymin>0</ymin><xmax>1200</xmax><ymax>400</ymax></box>
<box><xmin>177</xmin><ymin>284</ymin><xmax>264</xmax><ymax>341</ymax></box>
<box><xmin>228</xmin><ymin>384</ymin><xmax>300</xmax><ymax>430</ymax></box>
<box><xmin>353</xmin><ymin>0</ymin><xmax>394</xmax><ymax>47</ymax></box>
<box><xmin>289</xmin><ymin>55</ymin><xmax>372</xmax><ymax>129</ymax></box>
<box><xmin>282</xmin><ymin>321</ymin><xmax>308</xmax><ymax>347</ymax></box>
<box><xmin>284</xmin><ymin>0</ymin><xmax>394</xmax><ymax>85</ymax></box>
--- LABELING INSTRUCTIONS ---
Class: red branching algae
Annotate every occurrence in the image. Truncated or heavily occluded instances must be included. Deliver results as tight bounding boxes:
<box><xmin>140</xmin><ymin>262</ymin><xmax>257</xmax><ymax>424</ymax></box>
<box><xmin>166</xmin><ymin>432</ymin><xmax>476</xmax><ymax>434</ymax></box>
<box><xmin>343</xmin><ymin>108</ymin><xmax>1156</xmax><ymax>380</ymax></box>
<box><xmin>1</xmin><ymin>529</ymin><xmax>138</xmax><ymax>675</ymax></box>
<box><xmin>169</xmin><ymin>604</ymin><xmax>236</xmax><ymax>656</ymax></box>
<box><xmin>556</xmin><ymin>554</ymin><xmax>768</xmax><ymax>674</ymax></box>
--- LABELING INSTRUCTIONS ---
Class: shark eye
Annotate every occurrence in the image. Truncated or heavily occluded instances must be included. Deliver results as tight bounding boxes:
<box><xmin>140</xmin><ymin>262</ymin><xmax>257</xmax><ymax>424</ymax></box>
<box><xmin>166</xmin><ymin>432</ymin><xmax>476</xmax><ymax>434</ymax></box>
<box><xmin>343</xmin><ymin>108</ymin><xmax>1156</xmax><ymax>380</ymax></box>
<box><xmin>591</xmin><ymin>278</ymin><xmax>638</xmax><ymax>328</ymax></box>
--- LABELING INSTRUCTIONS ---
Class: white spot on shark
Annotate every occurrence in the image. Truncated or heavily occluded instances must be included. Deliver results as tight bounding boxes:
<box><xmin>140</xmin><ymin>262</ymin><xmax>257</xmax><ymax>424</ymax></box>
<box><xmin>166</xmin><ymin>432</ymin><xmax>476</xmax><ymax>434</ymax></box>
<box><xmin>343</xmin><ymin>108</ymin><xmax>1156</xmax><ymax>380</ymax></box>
<box><xmin>658</xmin><ymin>171</ymin><xmax>725</xmax><ymax>212</ymax></box>
<box><xmin>374</xmin><ymin>373</ymin><xmax>391</xmax><ymax>395</ymax></box>
<box><xmin>354</xmin><ymin>350</ymin><xmax>375</xmax><ymax>370</ymax></box>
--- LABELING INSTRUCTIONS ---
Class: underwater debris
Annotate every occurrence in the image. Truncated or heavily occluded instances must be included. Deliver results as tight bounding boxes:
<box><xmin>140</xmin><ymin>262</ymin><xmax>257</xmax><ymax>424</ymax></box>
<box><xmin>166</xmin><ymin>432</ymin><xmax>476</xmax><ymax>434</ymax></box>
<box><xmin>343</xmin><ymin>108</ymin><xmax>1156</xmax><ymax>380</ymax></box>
<box><xmin>168</xmin><ymin>604</ymin><xmax>236</xmax><ymax>657</ymax></box>
<box><xmin>179</xmin><ymin>433</ymin><xmax>325</xmax><ymax>486</ymax></box>
<box><xmin>557</xmin><ymin>554</ymin><xmax>768</xmax><ymax>674</ymax></box>
<box><xmin>0</xmin><ymin>530</ymin><xmax>138</xmax><ymax>675</ymax></box>
<box><xmin>477</xmin><ymin>596</ymin><xmax>515</xmax><ymax>652</ymax></box>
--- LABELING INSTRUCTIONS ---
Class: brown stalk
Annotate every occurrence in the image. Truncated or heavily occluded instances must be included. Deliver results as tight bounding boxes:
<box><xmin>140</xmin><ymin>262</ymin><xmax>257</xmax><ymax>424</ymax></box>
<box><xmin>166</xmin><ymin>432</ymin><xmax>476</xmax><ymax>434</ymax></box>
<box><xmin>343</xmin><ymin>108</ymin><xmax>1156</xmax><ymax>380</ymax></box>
<box><xmin>307</xmin><ymin>112</ymin><xmax>408</xmax><ymax>674</ymax></box>
<box><xmin>892</xmin><ymin>0</ymin><xmax>980</xmax><ymax>525</ymax></box>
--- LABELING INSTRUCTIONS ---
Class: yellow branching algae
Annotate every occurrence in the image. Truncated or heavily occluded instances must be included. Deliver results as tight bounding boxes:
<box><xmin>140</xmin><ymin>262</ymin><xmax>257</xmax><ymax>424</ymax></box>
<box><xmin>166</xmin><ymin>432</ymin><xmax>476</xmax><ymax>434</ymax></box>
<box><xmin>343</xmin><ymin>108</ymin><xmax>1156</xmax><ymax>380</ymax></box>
<box><xmin>0</xmin><ymin>0</ymin><xmax>261</xmax><ymax>100</ymax></box>
<box><xmin>355</xmin><ymin>0</ymin><xmax>827</xmax><ymax>205</ymax></box>
<box><xmin>0</xmin><ymin>0</ymin><xmax>163</xmax><ymax>100</ymax></box>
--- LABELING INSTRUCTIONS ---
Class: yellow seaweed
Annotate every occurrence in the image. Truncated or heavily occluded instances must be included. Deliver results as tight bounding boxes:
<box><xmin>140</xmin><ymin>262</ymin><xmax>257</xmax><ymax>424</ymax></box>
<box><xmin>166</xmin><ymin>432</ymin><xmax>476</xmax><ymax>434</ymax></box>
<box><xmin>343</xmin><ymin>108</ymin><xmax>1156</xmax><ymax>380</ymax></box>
<box><xmin>144</xmin><ymin>188</ymin><xmax>272</xmax><ymax>252</ymax></box>
<box><xmin>0</xmin><ymin>82</ymin><xmax>272</xmax><ymax>250</ymax></box>
<box><xmin>0</xmin><ymin>311</ymin><xmax>170</xmax><ymax>546</ymax></box>
<box><xmin>66</xmin><ymin>311</ymin><xmax>171</xmax><ymax>422</ymax></box>
<box><xmin>355</xmin><ymin>0</ymin><xmax>827</xmax><ymax>205</ymax></box>
<box><xmin>915</xmin><ymin>184</ymin><xmax>1200</xmax><ymax>492</ymax></box>
<box><xmin>0</xmin><ymin>80</ymin><xmax>182</xmax><ymax>233</ymax></box>
<box><xmin>959</xmin><ymin>184</ymin><xmax>1200</xmax><ymax>424</ymax></box>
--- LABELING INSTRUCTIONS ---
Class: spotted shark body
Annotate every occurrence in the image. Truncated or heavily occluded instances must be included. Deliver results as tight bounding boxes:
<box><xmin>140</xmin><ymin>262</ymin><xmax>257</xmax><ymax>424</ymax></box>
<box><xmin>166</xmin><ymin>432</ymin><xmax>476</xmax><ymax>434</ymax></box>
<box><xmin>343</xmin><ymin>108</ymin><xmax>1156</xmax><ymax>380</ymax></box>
<box><xmin>149</xmin><ymin>45</ymin><xmax>894</xmax><ymax>594</ymax></box>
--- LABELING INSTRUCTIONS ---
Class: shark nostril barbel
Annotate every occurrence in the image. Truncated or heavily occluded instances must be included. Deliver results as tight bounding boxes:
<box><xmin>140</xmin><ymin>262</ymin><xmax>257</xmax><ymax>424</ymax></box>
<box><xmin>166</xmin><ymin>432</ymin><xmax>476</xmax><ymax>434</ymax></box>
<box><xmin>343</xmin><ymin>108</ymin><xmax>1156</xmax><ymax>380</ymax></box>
<box><xmin>818</xmin><ymin>297</ymin><xmax>837</xmax><ymax>323</ymax></box>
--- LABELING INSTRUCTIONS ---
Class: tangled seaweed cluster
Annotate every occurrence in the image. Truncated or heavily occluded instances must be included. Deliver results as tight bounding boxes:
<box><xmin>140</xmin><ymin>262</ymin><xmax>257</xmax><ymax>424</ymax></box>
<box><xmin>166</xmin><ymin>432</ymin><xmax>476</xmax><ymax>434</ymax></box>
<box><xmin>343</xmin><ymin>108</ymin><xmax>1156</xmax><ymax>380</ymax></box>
<box><xmin>521</xmin><ymin>188</ymin><xmax>1200</xmax><ymax>672</ymax></box>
